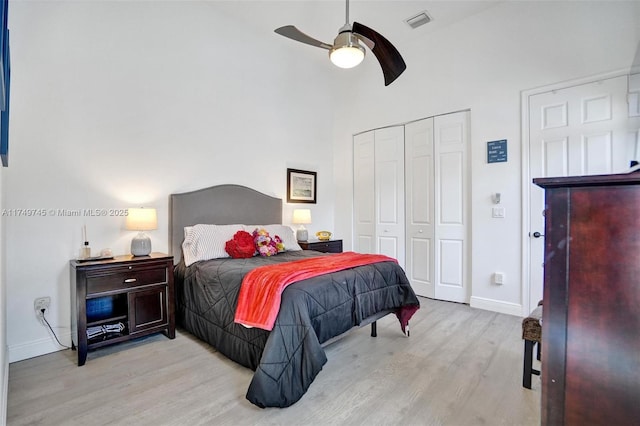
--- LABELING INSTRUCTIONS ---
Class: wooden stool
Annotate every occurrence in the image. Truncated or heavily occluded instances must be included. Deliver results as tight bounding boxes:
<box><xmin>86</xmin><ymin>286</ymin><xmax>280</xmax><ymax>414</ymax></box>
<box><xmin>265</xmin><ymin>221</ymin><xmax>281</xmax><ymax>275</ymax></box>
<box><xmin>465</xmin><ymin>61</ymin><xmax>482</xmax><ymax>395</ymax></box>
<box><xmin>522</xmin><ymin>301</ymin><xmax>543</xmax><ymax>389</ymax></box>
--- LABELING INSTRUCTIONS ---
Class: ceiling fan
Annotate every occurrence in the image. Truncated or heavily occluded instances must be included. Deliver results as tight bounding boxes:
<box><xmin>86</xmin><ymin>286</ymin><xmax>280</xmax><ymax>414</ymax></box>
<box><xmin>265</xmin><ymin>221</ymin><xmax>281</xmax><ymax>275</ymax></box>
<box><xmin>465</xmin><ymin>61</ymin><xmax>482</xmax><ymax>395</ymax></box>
<box><xmin>274</xmin><ymin>0</ymin><xmax>407</xmax><ymax>86</ymax></box>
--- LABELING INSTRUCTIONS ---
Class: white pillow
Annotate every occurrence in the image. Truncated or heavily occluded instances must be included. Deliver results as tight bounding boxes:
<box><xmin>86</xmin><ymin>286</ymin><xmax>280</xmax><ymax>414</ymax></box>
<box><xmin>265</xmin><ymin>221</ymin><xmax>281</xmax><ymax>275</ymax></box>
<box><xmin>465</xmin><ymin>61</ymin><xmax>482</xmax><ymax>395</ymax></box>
<box><xmin>247</xmin><ymin>224</ymin><xmax>302</xmax><ymax>251</ymax></box>
<box><xmin>182</xmin><ymin>224</ymin><xmax>246</xmax><ymax>266</ymax></box>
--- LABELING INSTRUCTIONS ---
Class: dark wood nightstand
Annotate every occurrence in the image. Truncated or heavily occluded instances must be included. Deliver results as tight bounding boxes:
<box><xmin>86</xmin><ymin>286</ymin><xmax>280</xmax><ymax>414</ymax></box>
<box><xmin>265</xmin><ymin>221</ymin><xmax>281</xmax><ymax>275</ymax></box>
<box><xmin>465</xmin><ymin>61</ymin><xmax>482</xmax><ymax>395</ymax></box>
<box><xmin>298</xmin><ymin>239</ymin><xmax>343</xmax><ymax>253</ymax></box>
<box><xmin>70</xmin><ymin>252</ymin><xmax>175</xmax><ymax>366</ymax></box>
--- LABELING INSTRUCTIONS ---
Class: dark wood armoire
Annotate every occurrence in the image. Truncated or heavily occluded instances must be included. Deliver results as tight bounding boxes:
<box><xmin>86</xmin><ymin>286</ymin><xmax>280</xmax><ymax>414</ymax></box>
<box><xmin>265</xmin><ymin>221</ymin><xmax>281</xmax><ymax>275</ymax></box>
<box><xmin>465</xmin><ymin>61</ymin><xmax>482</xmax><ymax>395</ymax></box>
<box><xmin>534</xmin><ymin>172</ymin><xmax>640</xmax><ymax>425</ymax></box>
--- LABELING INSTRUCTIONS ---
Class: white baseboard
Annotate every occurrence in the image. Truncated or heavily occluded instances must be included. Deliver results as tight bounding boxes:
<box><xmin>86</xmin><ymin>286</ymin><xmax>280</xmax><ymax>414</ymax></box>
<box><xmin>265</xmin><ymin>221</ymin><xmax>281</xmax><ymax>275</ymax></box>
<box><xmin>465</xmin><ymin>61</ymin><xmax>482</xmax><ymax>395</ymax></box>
<box><xmin>8</xmin><ymin>332</ymin><xmax>71</xmax><ymax>363</ymax></box>
<box><xmin>470</xmin><ymin>296</ymin><xmax>523</xmax><ymax>317</ymax></box>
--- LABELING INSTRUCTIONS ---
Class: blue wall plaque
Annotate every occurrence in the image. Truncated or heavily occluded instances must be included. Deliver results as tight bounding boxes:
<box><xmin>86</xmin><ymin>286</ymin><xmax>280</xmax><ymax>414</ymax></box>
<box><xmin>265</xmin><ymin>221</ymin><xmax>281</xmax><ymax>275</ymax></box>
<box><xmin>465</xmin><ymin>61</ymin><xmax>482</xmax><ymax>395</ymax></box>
<box><xmin>487</xmin><ymin>139</ymin><xmax>507</xmax><ymax>163</ymax></box>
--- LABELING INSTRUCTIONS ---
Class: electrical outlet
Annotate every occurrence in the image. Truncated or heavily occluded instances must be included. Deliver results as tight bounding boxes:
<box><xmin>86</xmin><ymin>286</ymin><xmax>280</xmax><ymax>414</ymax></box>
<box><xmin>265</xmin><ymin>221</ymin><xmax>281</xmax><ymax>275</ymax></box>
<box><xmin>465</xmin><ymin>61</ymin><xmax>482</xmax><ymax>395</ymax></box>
<box><xmin>34</xmin><ymin>296</ymin><xmax>51</xmax><ymax>314</ymax></box>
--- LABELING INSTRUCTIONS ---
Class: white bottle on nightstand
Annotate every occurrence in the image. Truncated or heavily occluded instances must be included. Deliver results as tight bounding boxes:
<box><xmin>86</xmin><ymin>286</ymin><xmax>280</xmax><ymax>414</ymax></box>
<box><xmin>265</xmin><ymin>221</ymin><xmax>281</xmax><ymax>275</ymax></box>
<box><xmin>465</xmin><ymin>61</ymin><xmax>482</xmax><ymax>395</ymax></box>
<box><xmin>81</xmin><ymin>241</ymin><xmax>91</xmax><ymax>259</ymax></box>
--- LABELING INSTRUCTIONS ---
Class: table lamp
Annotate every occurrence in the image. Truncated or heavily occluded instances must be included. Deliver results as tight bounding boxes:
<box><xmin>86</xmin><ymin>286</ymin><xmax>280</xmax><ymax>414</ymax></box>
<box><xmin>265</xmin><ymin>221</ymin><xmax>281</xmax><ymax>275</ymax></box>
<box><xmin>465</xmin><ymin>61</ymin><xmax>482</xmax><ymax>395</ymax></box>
<box><xmin>292</xmin><ymin>209</ymin><xmax>312</xmax><ymax>241</ymax></box>
<box><xmin>126</xmin><ymin>207</ymin><xmax>157</xmax><ymax>256</ymax></box>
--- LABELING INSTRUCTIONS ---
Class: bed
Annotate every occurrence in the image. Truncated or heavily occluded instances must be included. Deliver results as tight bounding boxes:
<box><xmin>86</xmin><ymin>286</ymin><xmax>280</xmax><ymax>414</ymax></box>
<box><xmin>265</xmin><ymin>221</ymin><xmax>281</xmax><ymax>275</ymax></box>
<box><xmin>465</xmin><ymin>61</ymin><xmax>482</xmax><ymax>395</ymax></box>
<box><xmin>170</xmin><ymin>184</ymin><xmax>420</xmax><ymax>408</ymax></box>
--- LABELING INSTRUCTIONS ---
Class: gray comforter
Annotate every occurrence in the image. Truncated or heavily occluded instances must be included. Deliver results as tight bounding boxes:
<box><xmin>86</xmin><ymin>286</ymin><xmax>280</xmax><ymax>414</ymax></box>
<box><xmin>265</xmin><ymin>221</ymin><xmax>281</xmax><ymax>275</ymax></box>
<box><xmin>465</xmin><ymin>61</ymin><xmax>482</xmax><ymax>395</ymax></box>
<box><xmin>174</xmin><ymin>250</ymin><xmax>420</xmax><ymax>408</ymax></box>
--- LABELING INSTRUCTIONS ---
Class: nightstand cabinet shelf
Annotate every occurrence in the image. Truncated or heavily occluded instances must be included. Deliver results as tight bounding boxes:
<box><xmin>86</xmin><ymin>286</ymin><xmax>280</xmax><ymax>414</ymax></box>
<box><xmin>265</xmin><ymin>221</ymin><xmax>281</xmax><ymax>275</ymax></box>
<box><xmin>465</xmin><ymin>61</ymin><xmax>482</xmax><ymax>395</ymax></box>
<box><xmin>70</xmin><ymin>253</ymin><xmax>175</xmax><ymax>366</ymax></box>
<box><xmin>299</xmin><ymin>239</ymin><xmax>343</xmax><ymax>253</ymax></box>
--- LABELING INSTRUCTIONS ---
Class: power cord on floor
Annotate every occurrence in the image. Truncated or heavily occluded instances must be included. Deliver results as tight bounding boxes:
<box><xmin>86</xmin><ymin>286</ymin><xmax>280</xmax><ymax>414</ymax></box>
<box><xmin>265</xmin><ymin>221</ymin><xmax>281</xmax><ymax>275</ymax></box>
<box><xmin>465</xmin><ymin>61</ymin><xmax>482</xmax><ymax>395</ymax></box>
<box><xmin>41</xmin><ymin>308</ymin><xmax>71</xmax><ymax>349</ymax></box>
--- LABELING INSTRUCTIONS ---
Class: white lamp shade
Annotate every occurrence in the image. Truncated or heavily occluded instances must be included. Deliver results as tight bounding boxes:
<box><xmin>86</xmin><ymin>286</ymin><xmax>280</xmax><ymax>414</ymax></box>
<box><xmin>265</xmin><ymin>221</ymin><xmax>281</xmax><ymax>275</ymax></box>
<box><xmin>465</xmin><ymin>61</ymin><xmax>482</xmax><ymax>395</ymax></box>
<box><xmin>292</xmin><ymin>209</ymin><xmax>312</xmax><ymax>225</ymax></box>
<box><xmin>292</xmin><ymin>209</ymin><xmax>311</xmax><ymax>242</ymax></box>
<box><xmin>126</xmin><ymin>208</ymin><xmax>157</xmax><ymax>256</ymax></box>
<box><xmin>126</xmin><ymin>208</ymin><xmax>158</xmax><ymax>231</ymax></box>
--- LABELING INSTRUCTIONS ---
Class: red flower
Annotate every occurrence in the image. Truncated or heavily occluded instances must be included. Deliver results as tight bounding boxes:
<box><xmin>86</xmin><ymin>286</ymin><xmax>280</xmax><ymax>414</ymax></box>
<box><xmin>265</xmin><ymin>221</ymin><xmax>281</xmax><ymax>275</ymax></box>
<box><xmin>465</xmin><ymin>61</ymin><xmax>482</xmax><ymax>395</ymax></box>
<box><xmin>225</xmin><ymin>231</ymin><xmax>256</xmax><ymax>258</ymax></box>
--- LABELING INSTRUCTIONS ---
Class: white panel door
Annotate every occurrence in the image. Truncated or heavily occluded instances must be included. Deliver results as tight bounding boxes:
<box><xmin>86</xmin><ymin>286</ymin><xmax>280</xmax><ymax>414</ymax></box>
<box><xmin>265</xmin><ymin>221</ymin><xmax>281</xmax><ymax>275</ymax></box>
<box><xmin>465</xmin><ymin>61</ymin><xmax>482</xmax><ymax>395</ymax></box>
<box><xmin>374</xmin><ymin>126</ymin><xmax>405</xmax><ymax>266</ymax></box>
<box><xmin>353</xmin><ymin>131</ymin><xmax>375</xmax><ymax>254</ymax></box>
<box><xmin>434</xmin><ymin>111</ymin><xmax>469</xmax><ymax>303</ymax></box>
<box><xmin>405</xmin><ymin>118</ymin><xmax>435</xmax><ymax>297</ymax></box>
<box><xmin>528</xmin><ymin>74</ymin><xmax>640</xmax><ymax>312</ymax></box>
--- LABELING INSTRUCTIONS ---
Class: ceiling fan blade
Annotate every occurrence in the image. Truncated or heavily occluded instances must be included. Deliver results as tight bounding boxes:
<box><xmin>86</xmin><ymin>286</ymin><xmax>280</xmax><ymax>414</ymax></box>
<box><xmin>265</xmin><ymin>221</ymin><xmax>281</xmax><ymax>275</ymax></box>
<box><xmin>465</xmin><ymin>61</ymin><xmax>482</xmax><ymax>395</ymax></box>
<box><xmin>274</xmin><ymin>25</ymin><xmax>332</xmax><ymax>50</ymax></box>
<box><xmin>352</xmin><ymin>22</ymin><xmax>406</xmax><ymax>86</ymax></box>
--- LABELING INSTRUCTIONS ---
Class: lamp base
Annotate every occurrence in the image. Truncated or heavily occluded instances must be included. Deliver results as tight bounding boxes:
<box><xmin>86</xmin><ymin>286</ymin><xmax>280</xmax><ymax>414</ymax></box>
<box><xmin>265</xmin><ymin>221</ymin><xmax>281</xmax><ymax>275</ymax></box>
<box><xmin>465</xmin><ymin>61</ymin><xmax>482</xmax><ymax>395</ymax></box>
<box><xmin>131</xmin><ymin>232</ymin><xmax>152</xmax><ymax>256</ymax></box>
<box><xmin>296</xmin><ymin>228</ymin><xmax>308</xmax><ymax>242</ymax></box>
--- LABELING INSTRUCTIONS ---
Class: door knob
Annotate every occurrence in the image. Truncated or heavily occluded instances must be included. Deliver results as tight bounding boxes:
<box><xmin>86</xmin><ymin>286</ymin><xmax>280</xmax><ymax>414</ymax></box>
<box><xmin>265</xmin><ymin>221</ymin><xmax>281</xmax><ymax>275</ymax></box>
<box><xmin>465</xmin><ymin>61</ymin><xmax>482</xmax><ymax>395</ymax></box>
<box><xmin>532</xmin><ymin>231</ymin><xmax>544</xmax><ymax>238</ymax></box>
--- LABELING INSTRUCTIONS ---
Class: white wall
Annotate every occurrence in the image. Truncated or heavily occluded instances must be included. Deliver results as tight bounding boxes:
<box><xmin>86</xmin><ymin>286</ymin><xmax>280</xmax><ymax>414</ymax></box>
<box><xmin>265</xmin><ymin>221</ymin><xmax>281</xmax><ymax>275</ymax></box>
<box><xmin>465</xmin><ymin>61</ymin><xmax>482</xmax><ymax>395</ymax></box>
<box><xmin>4</xmin><ymin>1</ymin><xmax>337</xmax><ymax>362</ymax></box>
<box><xmin>332</xmin><ymin>1</ymin><xmax>640</xmax><ymax>314</ymax></box>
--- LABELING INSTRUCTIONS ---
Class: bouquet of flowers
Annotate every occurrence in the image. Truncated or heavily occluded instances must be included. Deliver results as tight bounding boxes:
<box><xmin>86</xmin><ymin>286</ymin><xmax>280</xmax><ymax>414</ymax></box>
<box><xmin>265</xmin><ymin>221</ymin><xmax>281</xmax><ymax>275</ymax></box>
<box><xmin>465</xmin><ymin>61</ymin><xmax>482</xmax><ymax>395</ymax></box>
<box><xmin>252</xmin><ymin>228</ymin><xmax>284</xmax><ymax>256</ymax></box>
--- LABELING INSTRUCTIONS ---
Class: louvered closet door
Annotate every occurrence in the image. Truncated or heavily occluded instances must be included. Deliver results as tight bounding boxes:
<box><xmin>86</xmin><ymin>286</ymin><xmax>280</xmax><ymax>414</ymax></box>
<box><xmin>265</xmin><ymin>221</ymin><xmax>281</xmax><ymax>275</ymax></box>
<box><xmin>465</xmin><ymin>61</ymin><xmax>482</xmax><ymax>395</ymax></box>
<box><xmin>405</xmin><ymin>118</ymin><xmax>435</xmax><ymax>297</ymax></box>
<box><xmin>353</xmin><ymin>131</ymin><xmax>375</xmax><ymax>254</ymax></box>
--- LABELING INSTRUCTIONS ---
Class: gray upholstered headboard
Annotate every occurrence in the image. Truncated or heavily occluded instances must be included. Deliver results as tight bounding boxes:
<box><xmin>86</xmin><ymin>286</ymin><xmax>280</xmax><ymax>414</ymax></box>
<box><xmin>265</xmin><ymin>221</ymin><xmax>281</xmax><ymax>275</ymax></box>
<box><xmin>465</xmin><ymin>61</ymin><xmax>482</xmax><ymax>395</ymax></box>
<box><xmin>169</xmin><ymin>184</ymin><xmax>282</xmax><ymax>264</ymax></box>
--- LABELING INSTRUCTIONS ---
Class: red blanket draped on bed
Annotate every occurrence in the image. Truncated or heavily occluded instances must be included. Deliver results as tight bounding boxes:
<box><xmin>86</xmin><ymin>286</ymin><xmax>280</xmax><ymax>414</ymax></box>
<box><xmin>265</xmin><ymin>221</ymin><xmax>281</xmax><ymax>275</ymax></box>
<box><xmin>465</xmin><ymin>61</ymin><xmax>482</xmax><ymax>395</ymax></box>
<box><xmin>234</xmin><ymin>251</ymin><xmax>398</xmax><ymax>330</ymax></box>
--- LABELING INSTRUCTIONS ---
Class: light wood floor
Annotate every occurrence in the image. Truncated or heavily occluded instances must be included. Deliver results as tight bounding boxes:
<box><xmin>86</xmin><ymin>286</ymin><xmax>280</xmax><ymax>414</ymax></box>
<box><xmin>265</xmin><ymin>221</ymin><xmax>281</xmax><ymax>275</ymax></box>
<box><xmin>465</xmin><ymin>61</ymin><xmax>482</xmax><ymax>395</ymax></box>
<box><xmin>7</xmin><ymin>298</ymin><xmax>540</xmax><ymax>426</ymax></box>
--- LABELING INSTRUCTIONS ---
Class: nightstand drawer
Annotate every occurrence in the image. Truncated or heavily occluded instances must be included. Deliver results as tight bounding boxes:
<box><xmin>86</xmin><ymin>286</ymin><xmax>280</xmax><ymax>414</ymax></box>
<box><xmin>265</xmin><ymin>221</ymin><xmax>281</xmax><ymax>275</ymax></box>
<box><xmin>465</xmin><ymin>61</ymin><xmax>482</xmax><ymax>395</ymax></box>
<box><xmin>299</xmin><ymin>239</ymin><xmax>343</xmax><ymax>253</ymax></box>
<box><xmin>313</xmin><ymin>241</ymin><xmax>342</xmax><ymax>253</ymax></box>
<box><xmin>87</xmin><ymin>265</ymin><xmax>168</xmax><ymax>294</ymax></box>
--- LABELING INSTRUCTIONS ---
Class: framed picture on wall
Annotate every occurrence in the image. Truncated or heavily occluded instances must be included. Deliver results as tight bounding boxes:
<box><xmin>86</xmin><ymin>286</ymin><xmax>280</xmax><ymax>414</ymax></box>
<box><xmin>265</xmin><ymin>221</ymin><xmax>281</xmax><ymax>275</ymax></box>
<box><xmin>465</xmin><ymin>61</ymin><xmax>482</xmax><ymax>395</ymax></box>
<box><xmin>287</xmin><ymin>168</ymin><xmax>316</xmax><ymax>204</ymax></box>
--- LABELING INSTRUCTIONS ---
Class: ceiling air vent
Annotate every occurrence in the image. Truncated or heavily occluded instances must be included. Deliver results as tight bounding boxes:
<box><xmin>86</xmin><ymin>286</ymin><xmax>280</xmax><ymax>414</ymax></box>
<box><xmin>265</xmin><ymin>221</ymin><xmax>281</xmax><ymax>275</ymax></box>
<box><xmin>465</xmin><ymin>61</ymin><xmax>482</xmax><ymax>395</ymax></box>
<box><xmin>404</xmin><ymin>11</ymin><xmax>432</xmax><ymax>29</ymax></box>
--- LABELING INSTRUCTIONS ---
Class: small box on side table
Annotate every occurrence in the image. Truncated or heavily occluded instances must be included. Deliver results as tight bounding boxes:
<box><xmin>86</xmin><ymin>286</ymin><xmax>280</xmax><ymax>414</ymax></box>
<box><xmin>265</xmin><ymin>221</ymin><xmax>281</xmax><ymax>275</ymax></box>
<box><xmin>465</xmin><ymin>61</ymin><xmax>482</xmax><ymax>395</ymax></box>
<box><xmin>70</xmin><ymin>252</ymin><xmax>175</xmax><ymax>366</ymax></box>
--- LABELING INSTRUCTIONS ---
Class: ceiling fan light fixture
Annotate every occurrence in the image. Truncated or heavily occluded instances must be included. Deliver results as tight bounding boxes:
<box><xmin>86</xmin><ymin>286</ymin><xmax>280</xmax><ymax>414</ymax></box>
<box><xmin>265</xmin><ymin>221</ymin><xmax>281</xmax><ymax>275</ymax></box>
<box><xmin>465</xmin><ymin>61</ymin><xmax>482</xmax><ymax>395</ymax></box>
<box><xmin>274</xmin><ymin>0</ymin><xmax>407</xmax><ymax>85</ymax></box>
<box><xmin>329</xmin><ymin>32</ymin><xmax>365</xmax><ymax>69</ymax></box>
